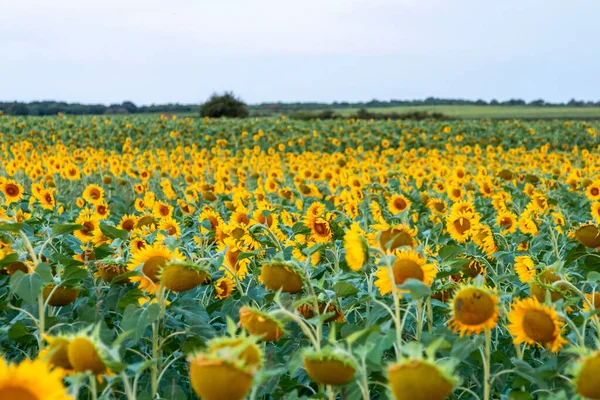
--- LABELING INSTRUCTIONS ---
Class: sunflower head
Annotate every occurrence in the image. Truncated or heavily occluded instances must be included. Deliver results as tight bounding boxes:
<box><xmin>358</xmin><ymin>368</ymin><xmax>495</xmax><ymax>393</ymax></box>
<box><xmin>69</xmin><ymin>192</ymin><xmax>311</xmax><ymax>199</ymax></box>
<box><xmin>160</xmin><ymin>261</ymin><xmax>208</xmax><ymax>293</ymax></box>
<box><xmin>260</xmin><ymin>260</ymin><xmax>304</xmax><ymax>294</ymax></box>
<box><xmin>239</xmin><ymin>306</ymin><xmax>285</xmax><ymax>342</ymax></box>
<box><xmin>0</xmin><ymin>357</ymin><xmax>70</xmax><ymax>400</ymax></box>
<box><xmin>188</xmin><ymin>351</ymin><xmax>255</xmax><ymax>400</ymax></box>
<box><xmin>448</xmin><ymin>283</ymin><xmax>499</xmax><ymax>336</ymax></box>
<box><xmin>66</xmin><ymin>328</ymin><xmax>112</xmax><ymax>376</ymax></box>
<box><xmin>95</xmin><ymin>259</ymin><xmax>130</xmax><ymax>284</ymax></box>
<box><xmin>303</xmin><ymin>347</ymin><xmax>356</xmax><ymax>386</ymax></box>
<box><xmin>571</xmin><ymin>350</ymin><xmax>600</xmax><ymax>399</ymax></box>
<box><xmin>42</xmin><ymin>284</ymin><xmax>79</xmax><ymax>307</ymax></box>
<box><xmin>127</xmin><ymin>245</ymin><xmax>181</xmax><ymax>293</ymax></box>
<box><xmin>297</xmin><ymin>301</ymin><xmax>344</xmax><ymax>323</ymax></box>
<box><xmin>573</xmin><ymin>222</ymin><xmax>600</xmax><ymax>248</ymax></box>
<box><xmin>529</xmin><ymin>269</ymin><xmax>569</xmax><ymax>304</ymax></box>
<box><xmin>388</xmin><ymin>357</ymin><xmax>457</xmax><ymax>400</ymax></box>
<box><xmin>38</xmin><ymin>334</ymin><xmax>73</xmax><ymax>372</ymax></box>
<box><xmin>375</xmin><ymin>224</ymin><xmax>417</xmax><ymax>252</ymax></box>
<box><xmin>507</xmin><ymin>297</ymin><xmax>567</xmax><ymax>352</ymax></box>
<box><xmin>207</xmin><ymin>336</ymin><xmax>263</xmax><ymax>368</ymax></box>
<box><xmin>374</xmin><ymin>249</ymin><xmax>437</xmax><ymax>296</ymax></box>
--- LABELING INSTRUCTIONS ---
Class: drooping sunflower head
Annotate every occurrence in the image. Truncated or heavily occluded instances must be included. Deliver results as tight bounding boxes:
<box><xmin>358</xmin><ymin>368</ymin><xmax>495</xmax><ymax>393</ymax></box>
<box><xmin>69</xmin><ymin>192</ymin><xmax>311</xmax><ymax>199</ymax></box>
<box><xmin>387</xmin><ymin>354</ymin><xmax>458</xmax><ymax>400</ymax></box>
<box><xmin>507</xmin><ymin>297</ymin><xmax>568</xmax><ymax>352</ymax></box>
<box><xmin>571</xmin><ymin>350</ymin><xmax>600</xmax><ymax>399</ymax></box>
<box><xmin>239</xmin><ymin>306</ymin><xmax>285</xmax><ymax>342</ymax></box>
<box><xmin>374</xmin><ymin>249</ymin><xmax>437</xmax><ymax>296</ymax></box>
<box><xmin>573</xmin><ymin>222</ymin><xmax>600</xmax><ymax>248</ymax></box>
<box><xmin>95</xmin><ymin>259</ymin><xmax>130</xmax><ymax>284</ymax></box>
<box><xmin>529</xmin><ymin>268</ymin><xmax>569</xmax><ymax>304</ymax></box>
<box><xmin>66</xmin><ymin>329</ymin><xmax>111</xmax><ymax>376</ymax></box>
<box><xmin>38</xmin><ymin>334</ymin><xmax>73</xmax><ymax>372</ymax></box>
<box><xmin>207</xmin><ymin>336</ymin><xmax>263</xmax><ymax>368</ymax></box>
<box><xmin>260</xmin><ymin>260</ymin><xmax>304</xmax><ymax>294</ymax></box>
<box><xmin>159</xmin><ymin>261</ymin><xmax>208</xmax><ymax>293</ymax></box>
<box><xmin>188</xmin><ymin>351</ymin><xmax>255</xmax><ymax>400</ymax></box>
<box><xmin>303</xmin><ymin>347</ymin><xmax>356</xmax><ymax>386</ymax></box>
<box><xmin>0</xmin><ymin>357</ymin><xmax>70</xmax><ymax>400</ymax></box>
<box><xmin>448</xmin><ymin>284</ymin><xmax>499</xmax><ymax>336</ymax></box>
<box><xmin>514</xmin><ymin>255</ymin><xmax>536</xmax><ymax>283</ymax></box>
<box><xmin>214</xmin><ymin>277</ymin><xmax>235</xmax><ymax>299</ymax></box>
<box><xmin>42</xmin><ymin>284</ymin><xmax>80</xmax><ymax>307</ymax></box>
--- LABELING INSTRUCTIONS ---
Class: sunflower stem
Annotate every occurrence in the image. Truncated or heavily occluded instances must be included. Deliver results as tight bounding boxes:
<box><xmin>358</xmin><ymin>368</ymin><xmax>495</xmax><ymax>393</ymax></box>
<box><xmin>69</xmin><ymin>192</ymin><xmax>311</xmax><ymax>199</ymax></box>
<box><xmin>427</xmin><ymin>296</ymin><xmax>433</xmax><ymax>333</ymax></box>
<box><xmin>90</xmin><ymin>374</ymin><xmax>98</xmax><ymax>400</ymax></box>
<box><xmin>120</xmin><ymin>371</ymin><xmax>136</xmax><ymax>400</ymax></box>
<box><xmin>416</xmin><ymin>299</ymin><xmax>423</xmax><ymax>341</ymax></box>
<box><xmin>483</xmin><ymin>328</ymin><xmax>492</xmax><ymax>400</ymax></box>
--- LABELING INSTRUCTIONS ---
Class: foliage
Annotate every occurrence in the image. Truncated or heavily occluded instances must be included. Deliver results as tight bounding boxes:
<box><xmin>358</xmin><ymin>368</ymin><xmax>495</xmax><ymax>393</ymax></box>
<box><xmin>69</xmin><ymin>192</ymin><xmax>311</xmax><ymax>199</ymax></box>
<box><xmin>198</xmin><ymin>92</ymin><xmax>249</xmax><ymax>118</ymax></box>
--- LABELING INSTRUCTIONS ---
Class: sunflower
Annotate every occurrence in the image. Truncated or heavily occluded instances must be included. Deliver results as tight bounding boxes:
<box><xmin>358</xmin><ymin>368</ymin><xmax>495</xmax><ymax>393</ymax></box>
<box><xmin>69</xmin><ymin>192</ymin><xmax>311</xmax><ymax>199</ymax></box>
<box><xmin>1</xmin><ymin>179</ymin><xmax>24</xmax><ymax>205</ymax></box>
<box><xmin>307</xmin><ymin>216</ymin><xmax>332</xmax><ymax>243</ymax></box>
<box><xmin>38</xmin><ymin>189</ymin><xmax>55</xmax><ymax>210</ymax></box>
<box><xmin>152</xmin><ymin>201</ymin><xmax>173</xmax><ymax>219</ymax></box>
<box><xmin>38</xmin><ymin>334</ymin><xmax>73</xmax><ymax>372</ymax></box>
<box><xmin>118</xmin><ymin>214</ymin><xmax>138</xmax><ymax>233</ymax></box>
<box><xmin>303</xmin><ymin>348</ymin><xmax>356</xmax><ymax>386</ymax></box>
<box><xmin>343</xmin><ymin>223</ymin><xmax>368</xmax><ymax>271</ymax></box>
<box><xmin>94</xmin><ymin>202</ymin><xmax>110</xmax><ymax>219</ymax></box>
<box><xmin>188</xmin><ymin>352</ymin><xmax>255</xmax><ymax>400</ymax></box>
<box><xmin>530</xmin><ymin>269</ymin><xmax>568</xmax><ymax>304</ymax></box>
<box><xmin>446</xmin><ymin>210</ymin><xmax>478</xmax><ymax>243</ymax></box>
<box><xmin>215</xmin><ymin>277</ymin><xmax>235</xmax><ymax>299</ymax></box>
<box><xmin>74</xmin><ymin>212</ymin><xmax>100</xmax><ymax>244</ymax></box>
<box><xmin>260</xmin><ymin>260</ymin><xmax>304</xmax><ymax>293</ymax></box>
<box><xmin>82</xmin><ymin>184</ymin><xmax>104</xmax><ymax>205</ymax></box>
<box><xmin>586</xmin><ymin>180</ymin><xmax>600</xmax><ymax>201</ymax></box>
<box><xmin>507</xmin><ymin>297</ymin><xmax>568</xmax><ymax>352</ymax></box>
<box><xmin>514</xmin><ymin>256</ymin><xmax>536</xmax><ymax>283</ymax></box>
<box><xmin>448</xmin><ymin>284</ymin><xmax>499</xmax><ymax>336</ymax></box>
<box><xmin>160</xmin><ymin>261</ymin><xmax>208</xmax><ymax>293</ymax></box>
<box><xmin>207</xmin><ymin>336</ymin><xmax>263</xmax><ymax>368</ymax></box>
<box><xmin>374</xmin><ymin>249</ymin><xmax>437</xmax><ymax>296</ymax></box>
<box><xmin>127</xmin><ymin>244</ymin><xmax>182</xmax><ymax>293</ymax></box>
<box><xmin>388</xmin><ymin>194</ymin><xmax>412</xmax><ymax>214</ymax></box>
<box><xmin>573</xmin><ymin>222</ymin><xmax>600</xmax><ymax>248</ymax></box>
<box><xmin>0</xmin><ymin>357</ymin><xmax>70</xmax><ymax>399</ymax></box>
<box><xmin>496</xmin><ymin>211</ymin><xmax>517</xmax><ymax>234</ymax></box>
<box><xmin>158</xmin><ymin>217</ymin><xmax>181</xmax><ymax>237</ymax></box>
<box><xmin>239</xmin><ymin>306</ymin><xmax>285</xmax><ymax>342</ymax></box>
<box><xmin>572</xmin><ymin>350</ymin><xmax>600</xmax><ymax>399</ymax></box>
<box><xmin>387</xmin><ymin>357</ymin><xmax>457</xmax><ymax>400</ymax></box>
<box><xmin>67</xmin><ymin>331</ymin><xmax>110</xmax><ymax>376</ymax></box>
<box><xmin>371</xmin><ymin>223</ymin><xmax>418</xmax><ymax>252</ymax></box>
<box><xmin>471</xmin><ymin>224</ymin><xmax>498</xmax><ymax>256</ymax></box>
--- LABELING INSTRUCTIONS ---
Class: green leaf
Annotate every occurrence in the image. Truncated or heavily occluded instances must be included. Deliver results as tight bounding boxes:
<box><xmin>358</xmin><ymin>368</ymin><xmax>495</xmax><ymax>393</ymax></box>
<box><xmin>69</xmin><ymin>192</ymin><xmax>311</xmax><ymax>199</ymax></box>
<box><xmin>511</xmin><ymin>358</ymin><xmax>548</xmax><ymax>390</ymax></box>
<box><xmin>10</xmin><ymin>271</ymin><xmax>43</xmax><ymax>303</ymax></box>
<box><xmin>36</xmin><ymin>262</ymin><xmax>54</xmax><ymax>283</ymax></box>
<box><xmin>8</xmin><ymin>321</ymin><xmax>30</xmax><ymax>340</ymax></box>
<box><xmin>94</xmin><ymin>244</ymin><xmax>113</xmax><ymax>259</ymax></box>
<box><xmin>60</xmin><ymin>265</ymin><xmax>87</xmax><ymax>287</ymax></box>
<box><xmin>397</xmin><ymin>278</ymin><xmax>432</xmax><ymax>300</ymax></box>
<box><xmin>100</xmin><ymin>224</ymin><xmax>128</xmax><ymax>241</ymax></box>
<box><xmin>0</xmin><ymin>253</ymin><xmax>19</xmax><ymax>266</ymax></box>
<box><xmin>333</xmin><ymin>281</ymin><xmax>358</xmax><ymax>297</ymax></box>
<box><xmin>587</xmin><ymin>271</ymin><xmax>600</xmax><ymax>282</ymax></box>
<box><xmin>52</xmin><ymin>223</ymin><xmax>84</xmax><ymax>236</ymax></box>
<box><xmin>0</xmin><ymin>223</ymin><xmax>24</xmax><ymax>232</ymax></box>
<box><xmin>121</xmin><ymin>303</ymin><xmax>161</xmax><ymax>342</ymax></box>
<box><xmin>438</xmin><ymin>245</ymin><xmax>464</xmax><ymax>261</ymax></box>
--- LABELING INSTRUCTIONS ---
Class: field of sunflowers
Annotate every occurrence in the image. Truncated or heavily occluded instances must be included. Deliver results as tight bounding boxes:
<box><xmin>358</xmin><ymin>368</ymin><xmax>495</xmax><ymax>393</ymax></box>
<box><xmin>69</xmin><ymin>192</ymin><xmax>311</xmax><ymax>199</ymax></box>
<box><xmin>1</xmin><ymin>113</ymin><xmax>600</xmax><ymax>400</ymax></box>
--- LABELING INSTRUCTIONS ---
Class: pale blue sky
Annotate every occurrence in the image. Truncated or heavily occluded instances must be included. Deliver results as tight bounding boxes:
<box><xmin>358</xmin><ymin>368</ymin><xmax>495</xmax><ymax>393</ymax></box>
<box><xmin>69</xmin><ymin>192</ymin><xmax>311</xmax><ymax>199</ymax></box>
<box><xmin>1</xmin><ymin>0</ymin><xmax>599</xmax><ymax>104</ymax></box>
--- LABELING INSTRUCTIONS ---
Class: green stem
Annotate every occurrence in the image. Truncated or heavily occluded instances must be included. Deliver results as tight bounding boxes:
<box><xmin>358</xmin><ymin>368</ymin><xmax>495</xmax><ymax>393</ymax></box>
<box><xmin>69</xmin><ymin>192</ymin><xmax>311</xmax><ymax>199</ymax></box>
<box><xmin>483</xmin><ymin>328</ymin><xmax>491</xmax><ymax>400</ymax></box>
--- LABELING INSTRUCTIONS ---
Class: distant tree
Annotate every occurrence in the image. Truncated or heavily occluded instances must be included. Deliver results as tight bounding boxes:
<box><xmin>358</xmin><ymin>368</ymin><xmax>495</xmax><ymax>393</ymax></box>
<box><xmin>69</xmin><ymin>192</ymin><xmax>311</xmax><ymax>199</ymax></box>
<box><xmin>199</xmin><ymin>92</ymin><xmax>249</xmax><ymax>118</ymax></box>
<box><xmin>7</xmin><ymin>103</ymin><xmax>29</xmax><ymax>116</ymax></box>
<box><xmin>490</xmin><ymin>99</ymin><xmax>499</xmax><ymax>105</ymax></box>
<box><xmin>529</xmin><ymin>99</ymin><xmax>545</xmax><ymax>106</ymax></box>
<box><xmin>121</xmin><ymin>101</ymin><xmax>138</xmax><ymax>114</ymax></box>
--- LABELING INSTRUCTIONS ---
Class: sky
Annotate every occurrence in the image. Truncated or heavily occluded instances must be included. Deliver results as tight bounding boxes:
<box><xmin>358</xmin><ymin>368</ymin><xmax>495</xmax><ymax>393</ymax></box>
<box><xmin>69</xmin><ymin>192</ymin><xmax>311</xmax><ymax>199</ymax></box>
<box><xmin>1</xmin><ymin>0</ymin><xmax>599</xmax><ymax>105</ymax></box>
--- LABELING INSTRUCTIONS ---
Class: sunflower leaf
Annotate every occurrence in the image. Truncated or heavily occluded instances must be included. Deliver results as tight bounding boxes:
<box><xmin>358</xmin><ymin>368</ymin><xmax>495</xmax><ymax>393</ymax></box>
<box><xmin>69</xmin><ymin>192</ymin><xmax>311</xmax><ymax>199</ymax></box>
<box><xmin>9</xmin><ymin>270</ymin><xmax>43</xmax><ymax>303</ymax></box>
<box><xmin>51</xmin><ymin>223</ymin><xmax>84</xmax><ymax>236</ymax></box>
<box><xmin>100</xmin><ymin>224</ymin><xmax>128</xmax><ymax>241</ymax></box>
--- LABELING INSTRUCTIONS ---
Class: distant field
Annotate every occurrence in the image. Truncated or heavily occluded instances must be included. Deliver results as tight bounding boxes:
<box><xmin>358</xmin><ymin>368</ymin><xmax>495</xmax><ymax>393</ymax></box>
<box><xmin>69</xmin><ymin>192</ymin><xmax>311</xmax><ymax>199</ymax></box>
<box><xmin>328</xmin><ymin>105</ymin><xmax>600</xmax><ymax>119</ymax></box>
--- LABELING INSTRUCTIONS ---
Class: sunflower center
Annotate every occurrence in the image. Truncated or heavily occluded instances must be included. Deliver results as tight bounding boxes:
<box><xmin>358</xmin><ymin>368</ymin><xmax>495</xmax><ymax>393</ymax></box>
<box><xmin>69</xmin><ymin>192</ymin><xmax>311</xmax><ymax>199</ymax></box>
<box><xmin>5</xmin><ymin>184</ymin><xmax>19</xmax><ymax>197</ymax></box>
<box><xmin>68</xmin><ymin>337</ymin><xmax>106</xmax><ymax>374</ymax></box>
<box><xmin>82</xmin><ymin>221</ymin><xmax>95</xmax><ymax>235</ymax></box>
<box><xmin>142</xmin><ymin>256</ymin><xmax>168</xmax><ymax>282</ymax></box>
<box><xmin>314</xmin><ymin>222</ymin><xmax>328</xmax><ymax>235</ymax></box>
<box><xmin>500</xmin><ymin>217</ymin><xmax>512</xmax><ymax>228</ymax></box>
<box><xmin>392</xmin><ymin>259</ymin><xmax>423</xmax><ymax>285</ymax></box>
<box><xmin>90</xmin><ymin>189</ymin><xmax>100</xmax><ymax>199</ymax></box>
<box><xmin>394</xmin><ymin>198</ymin><xmax>407</xmax><ymax>211</ymax></box>
<box><xmin>522</xmin><ymin>309</ymin><xmax>556</xmax><ymax>342</ymax></box>
<box><xmin>453</xmin><ymin>217</ymin><xmax>471</xmax><ymax>234</ymax></box>
<box><xmin>454</xmin><ymin>288</ymin><xmax>495</xmax><ymax>325</ymax></box>
<box><xmin>0</xmin><ymin>387</ymin><xmax>38</xmax><ymax>400</ymax></box>
<box><xmin>592</xmin><ymin>188</ymin><xmax>599</xmax><ymax>196</ymax></box>
<box><xmin>122</xmin><ymin>220</ymin><xmax>135</xmax><ymax>231</ymax></box>
<box><xmin>380</xmin><ymin>228</ymin><xmax>413</xmax><ymax>250</ymax></box>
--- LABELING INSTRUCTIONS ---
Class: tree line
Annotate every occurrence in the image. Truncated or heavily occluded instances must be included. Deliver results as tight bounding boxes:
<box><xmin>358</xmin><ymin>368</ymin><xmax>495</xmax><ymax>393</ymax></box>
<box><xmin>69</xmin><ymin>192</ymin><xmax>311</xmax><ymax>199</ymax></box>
<box><xmin>2</xmin><ymin>96</ymin><xmax>600</xmax><ymax>116</ymax></box>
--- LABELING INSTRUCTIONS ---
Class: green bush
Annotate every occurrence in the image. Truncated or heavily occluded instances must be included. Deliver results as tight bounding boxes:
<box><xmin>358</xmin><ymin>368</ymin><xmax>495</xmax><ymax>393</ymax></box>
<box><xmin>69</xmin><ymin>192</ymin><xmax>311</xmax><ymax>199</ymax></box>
<box><xmin>199</xmin><ymin>92</ymin><xmax>249</xmax><ymax>118</ymax></box>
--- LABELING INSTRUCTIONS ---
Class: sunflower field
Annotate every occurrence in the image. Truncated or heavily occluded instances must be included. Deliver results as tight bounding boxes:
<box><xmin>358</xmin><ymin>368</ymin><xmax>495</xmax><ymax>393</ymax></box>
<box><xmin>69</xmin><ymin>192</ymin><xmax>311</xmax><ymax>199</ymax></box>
<box><xmin>1</xmin><ymin>113</ymin><xmax>600</xmax><ymax>399</ymax></box>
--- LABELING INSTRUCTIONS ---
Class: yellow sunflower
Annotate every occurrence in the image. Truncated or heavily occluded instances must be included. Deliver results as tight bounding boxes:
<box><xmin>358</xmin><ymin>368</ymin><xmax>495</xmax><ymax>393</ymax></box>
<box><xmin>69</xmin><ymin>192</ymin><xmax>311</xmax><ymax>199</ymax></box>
<box><xmin>514</xmin><ymin>256</ymin><xmax>536</xmax><ymax>283</ymax></box>
<box><xmin>343</xmin><ymin>223</ymin><xmax>368</xmax><ymax>272</ymax></box>
<box><xmin>0</xmin><ymin>357</ymin><xmax>70</xmax><ymax>399</ymax></box>
<box><xmin>496</xmin><ymin>211</ymin><xmax>517</xmax><ymax>234</ymax></box>
<box><xmin>82</xmin><ymin>184</ymin><xmax>104</xmax><ymax>205</ymax></box>
<box><xmin>215</xmin><ymin>277</ymin><xmax>235</xmax><ymax>299</ymax></box>
<box><xmin>507</xmin><ymin>297</ymin><xmax>568</xmax><ymax>352</ymax></box>
<box><xmin>388</xmin><ymin>194</ymin><xmax>412</xmax><ymax>214</ymax></box>
<box><xmin>448</xmin><ymin>284</ymin><xmax>499</xmax><ymax>336</ymax></box>
<box><xmin>374</xmin><ymin>249</ymin><xmax>437</xmax><ymax>296</ymax></box>
<box><xmin>1</xmin><ymin>179</ymin><xmax>24</xmax><ymax>205</ymax></box>
<box><xmin>572</xmin><ymin>351</ymin><xmax>600</xmax><ymax>399</ymax></box>
<box><xmin>127</xmin><ymin>244</ymin><xmax>182</xmax><ymax>293</ymax></box>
